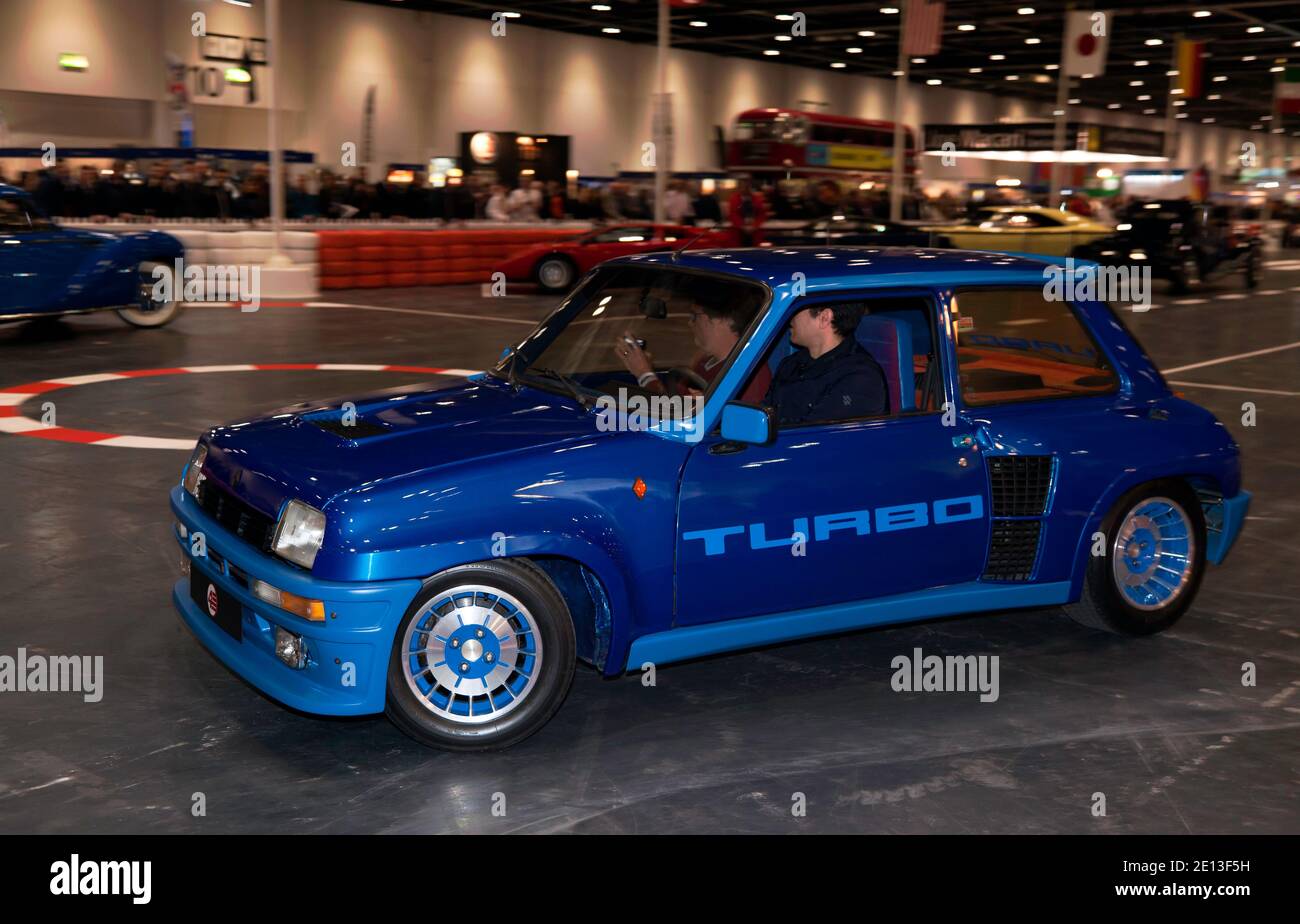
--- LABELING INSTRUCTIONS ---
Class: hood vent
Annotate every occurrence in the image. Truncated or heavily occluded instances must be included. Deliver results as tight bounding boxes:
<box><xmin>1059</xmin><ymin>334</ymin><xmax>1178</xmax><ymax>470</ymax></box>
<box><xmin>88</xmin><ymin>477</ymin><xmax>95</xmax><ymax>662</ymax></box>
<box><xmin>310</xmin><ymin>417</ymin><xmax>389</xmax><ymax>439</ymax></box>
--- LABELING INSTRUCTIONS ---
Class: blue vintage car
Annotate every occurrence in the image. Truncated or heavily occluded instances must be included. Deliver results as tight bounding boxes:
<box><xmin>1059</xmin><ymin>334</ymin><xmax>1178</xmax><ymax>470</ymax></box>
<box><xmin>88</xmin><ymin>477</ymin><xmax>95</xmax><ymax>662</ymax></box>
<box><xmin>170</xmin><ymin>248</ymin><xmax>1250</xmax><ymax>750</ymax></box>
<box><xmin>0</xmin><ymin>183</ymin><xmax>184</xmax><ymax>327</ymax></box>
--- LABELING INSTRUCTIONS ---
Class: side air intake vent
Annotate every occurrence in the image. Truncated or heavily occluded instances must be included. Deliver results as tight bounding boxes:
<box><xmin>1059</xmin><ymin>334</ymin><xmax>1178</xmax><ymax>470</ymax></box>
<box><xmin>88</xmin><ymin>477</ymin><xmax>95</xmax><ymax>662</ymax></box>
<box><xmin>982</xmin><ymin>520</ymin><xmax>1042</xmax><ymax>582</ymax></box>
<box><xmin>987</xmin><ymin>455</ymin><xmax>1053</xmax><ymax>517</ymax></box>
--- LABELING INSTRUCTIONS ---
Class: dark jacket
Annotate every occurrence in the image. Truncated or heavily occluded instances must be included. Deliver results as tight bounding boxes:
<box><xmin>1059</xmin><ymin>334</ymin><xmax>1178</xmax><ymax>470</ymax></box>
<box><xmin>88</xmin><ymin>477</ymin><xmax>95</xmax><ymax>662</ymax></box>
<box><xmin>765</xmin><ymin>337</ymin><xmax>889</xmax><ymax>427</ymax></box>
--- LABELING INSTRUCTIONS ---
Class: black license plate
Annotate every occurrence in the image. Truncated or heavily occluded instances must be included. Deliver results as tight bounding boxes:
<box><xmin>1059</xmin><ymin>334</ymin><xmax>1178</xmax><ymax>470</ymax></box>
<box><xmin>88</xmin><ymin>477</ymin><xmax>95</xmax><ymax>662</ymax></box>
<box><xmin>190</xmin><ymin>566</ymin><xmax>243</xmax><ymax>641</ymax></box>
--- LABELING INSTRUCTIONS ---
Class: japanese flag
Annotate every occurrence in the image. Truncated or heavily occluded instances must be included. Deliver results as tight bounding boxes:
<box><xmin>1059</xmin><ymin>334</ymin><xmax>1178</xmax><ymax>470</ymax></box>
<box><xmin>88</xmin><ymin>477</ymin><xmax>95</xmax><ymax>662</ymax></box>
<box><xmin>1062</xmin><ymin>10</ymin><xmax>1111</xmax><ymax>77</ymax></box>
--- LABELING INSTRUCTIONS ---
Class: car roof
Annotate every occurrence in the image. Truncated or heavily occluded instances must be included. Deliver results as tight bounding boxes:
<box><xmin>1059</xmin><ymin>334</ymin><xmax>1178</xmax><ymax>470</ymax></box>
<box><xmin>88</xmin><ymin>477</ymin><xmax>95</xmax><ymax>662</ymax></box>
<box><xmin>626</xmin><ymin>246</ymin><xmax>1060</xmax><ymax>288</ymax></box>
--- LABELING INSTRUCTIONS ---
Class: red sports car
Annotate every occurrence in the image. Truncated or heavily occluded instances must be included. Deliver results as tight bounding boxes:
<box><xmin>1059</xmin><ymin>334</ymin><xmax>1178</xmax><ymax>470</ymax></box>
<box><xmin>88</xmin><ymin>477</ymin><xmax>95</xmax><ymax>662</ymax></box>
<box><xmin>499</xmin><ymin>223</ymin><xmax>734</xmax><ymax>292</ymax></box>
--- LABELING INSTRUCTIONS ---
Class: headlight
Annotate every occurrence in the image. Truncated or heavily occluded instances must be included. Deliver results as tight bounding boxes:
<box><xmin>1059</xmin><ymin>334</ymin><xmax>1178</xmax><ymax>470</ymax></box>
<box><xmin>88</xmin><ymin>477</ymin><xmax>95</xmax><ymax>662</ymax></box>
<box><xmin>272</xmin><ymin>499</ymin><xmax>326</xmax><ymax>569</ymax></box>
<box><xmin>183</xmin><ymin>443</ymin><xmax>208</xmax><ymax>497</ymax></box>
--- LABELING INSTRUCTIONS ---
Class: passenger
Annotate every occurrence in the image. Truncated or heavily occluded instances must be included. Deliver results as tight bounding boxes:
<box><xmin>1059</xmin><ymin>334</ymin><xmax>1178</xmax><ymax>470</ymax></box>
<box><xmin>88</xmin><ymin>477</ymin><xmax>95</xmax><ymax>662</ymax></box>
<box><xmin>614</xmin><ymin>298</ymin><xmax>770</xmax><ymax>402</ymax></box>
<box><xmin>765</xmin><ymin>303</ymin><xmax>888</xmax><ymax>426</ymax></box>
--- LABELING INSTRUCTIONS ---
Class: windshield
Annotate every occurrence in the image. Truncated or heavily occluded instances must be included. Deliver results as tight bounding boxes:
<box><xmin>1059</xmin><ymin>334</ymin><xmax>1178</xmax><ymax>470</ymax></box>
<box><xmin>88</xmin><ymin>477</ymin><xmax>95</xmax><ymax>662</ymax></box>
<box><xmin>500</xmin><ymin>264</ymin><xmax>769</xmax><ymax>410</ymax></box>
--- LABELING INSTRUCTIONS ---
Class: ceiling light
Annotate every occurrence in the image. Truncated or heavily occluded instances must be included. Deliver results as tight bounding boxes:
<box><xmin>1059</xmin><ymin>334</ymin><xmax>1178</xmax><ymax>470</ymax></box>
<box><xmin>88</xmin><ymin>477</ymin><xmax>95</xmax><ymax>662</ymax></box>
<box><xmin>892</xmin><ymin>69</ymin><xmax>903</xmax><ymax>76</ymax></box>
<box><xmin>858</xmin><ymin>30</ymin><xmax>876</xmax><ymax>37</ymax></box>
<box><xmin>1242</xmin><ymin>55</ymin><xmax>1256</xmax><ymax>62</ymax></box>
<box><xmin>1212</xmin><ymin>75</ymin><xmax>1227</xmax><ymax>82</ymax></box>
<box><xmin>1145</xmin><ymin>39</ymin><xmax>1164</xmax><ymax>46</ymax></box>
<box><xmin>1018</xmin><ymin>7</ymin><xmax>1035</xmax><ymax>14</ymax></box>
<box><xmin>775</xmin><ymin>13</ymin><xmax>795</xmax><ymax>20</ymax></box>
<box><xmin>1130</xmin><ymin>80</ymin><xmax>1144</xmax><ymax>86</ymax></box>
<box><xmin>1068</xmin><ymin>97</ymin><xmax>1081</xmax><ymax>104</ymax></box>
<box><xmin>1271</xmin><ymin>65</ymin><xmax>1285</xmax><ymax>73</ymax></box>
<box><xmin>1173</xmin><ymin>98</ymin><xmax>1186</xmax><ymax>105</ymax></box>
<box><xmin>990</xmin><ymin>54</ymin><xmax>1005</xmax><ymax>61</ymax></box>
<box><xmin>1193</xmin><ymin>10</ymin><xmax>1211</xmax><ymax>17</ymax></box>
<box><xmin>1137</xmin><ymin>94</ymin><xmax>1151</xmax><ymax>100</ymax></box>
<box><xmin>1246</xmin><ymin>26</ymin><xmax>1264</xmax><ymax>34</ymax></box>
<box><xmin>927</xmin><ymin>78</ymin><xmax>942</xmax><ymax>85</ymax></box>
<box><xmin>1107</xmin><ymin>103</ymin><xmax>1120</xmax><ymax>109</ymax></box>
<box><xmin>602</xmin><ymin>26</ymin><xmax>621</xmax><ymax>34</ymax></box>
<box><xmin>1006</xmin><ymin>74</ymin><xmax>1020</xmax><ymax>80</ymax></box>
<box><xmin>1176</xmin><ymin>112</ymin><xmax>1188</xmax><ymax>118</ymax></box>
<box><xmin>969</xmin><ymin>67</ymin><xmax>983</xmax><ymax>73</ymax></box>
<box><xmin>912</xmin><ymin>57</ymin><xmax>927</xmax><ymax>63</ymax></box>
<box><xmin>958</xmin><ymin>24</ymin><xmax>976</xmax><ymax>32</ymax></box>
<box><xmin>830</xmin><ymin>62</ymin><xmax>846</xmax><ymax>68</ymax></box>
<box><xmin>1134</xmin><ymin>60</ymin><xmax>1149</xmax><ymax>66</ymax></box>
<box><xmin>1045</xmin><ymin>63</ymin><xmax>1059</xmax><ymax>70</ymax></box>
<box><xmin>1202</xmin><ymin>117</ymin><xmax>1215</xmax><ymax>123</ymax></box>
<box><xmin>591</xmin><ymin>3</ymin><xmax>611</xmax><ymax>9</ymax></box>
<box><xmin>1143</xmin><ymin>108</ymin><xmax>1156</xmax><ymax>114</ymax></box>
<box><xmin>689</xmin><ymin>20</ymin><xmax>707</xmax><ymax>27</ymax></box>
<box><xmin>1166</xmin><ymin>70</ymin><xmax>1179</xmax><ymax>77</ymax></box>
<box><xmin>775</xmin><ymin>35</ymin><xmax>792</xmax><ymax>42</ymax></box>
<box><xmin>847</xmin><ymin>47</ymin><xmax>863</xmax><ymax>53</ymax></box>
<box><xmin>1207</xmin><ymin>93</ymin><xmax>1220</xmax><ymax>100</ymax></box>
<box><xmin>763</xmin><ymin>49</ymin><xmax>779</xmax><ymax>55</ymax></box>
<box><xmin>1025</xmin><ymin>38</ymin><xmax>1041</xmax><ymax>45</ymax></box>
<box><xmin>881</xmin><ymin>6</ymin><xmax>900</xmax><ymax>13</ymax></box>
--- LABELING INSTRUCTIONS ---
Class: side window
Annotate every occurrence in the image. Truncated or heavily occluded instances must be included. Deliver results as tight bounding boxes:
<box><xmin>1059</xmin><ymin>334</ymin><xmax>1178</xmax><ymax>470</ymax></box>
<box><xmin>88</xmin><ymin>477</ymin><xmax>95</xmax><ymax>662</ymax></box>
<box><xmin>0</xmin><ymin>198</ymin><xmax>32</xmax><ymax>232</ymax></box>
<box><xmin>953</xmin><ymin>288</ymin><xmax>1119</xmax><ymax>406</ymax></box>
<box><xmin>739</xmin><ymin>294</ymin><xmax>945</xmax><ymax>426</ymax></box>
<box><xmin>589</xmin><ymin>226</ymin><xmax>654</xmax><ymax>243</ymax></box>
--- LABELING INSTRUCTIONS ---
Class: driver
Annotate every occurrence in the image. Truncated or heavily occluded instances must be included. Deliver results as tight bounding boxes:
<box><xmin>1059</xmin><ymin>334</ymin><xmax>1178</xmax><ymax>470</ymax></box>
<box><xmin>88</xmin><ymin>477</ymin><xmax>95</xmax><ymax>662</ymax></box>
<box><xmin>614</xmin><ymin>298</ymin><xmax>770</xmax><ymax>402</ymax></box>
<box><xmin>765</xmin><ymin>302</ymin><xmax>888</xmax><ymax>426</ymax></box>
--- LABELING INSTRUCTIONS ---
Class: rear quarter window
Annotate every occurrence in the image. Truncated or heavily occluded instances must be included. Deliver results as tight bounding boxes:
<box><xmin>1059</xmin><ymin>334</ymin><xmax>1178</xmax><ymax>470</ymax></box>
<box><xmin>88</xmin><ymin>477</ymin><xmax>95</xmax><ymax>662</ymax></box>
<box><xmin>952</xmin><ymin>288</ymin><xmax>1119</xmax><ymax>407</ymax></box>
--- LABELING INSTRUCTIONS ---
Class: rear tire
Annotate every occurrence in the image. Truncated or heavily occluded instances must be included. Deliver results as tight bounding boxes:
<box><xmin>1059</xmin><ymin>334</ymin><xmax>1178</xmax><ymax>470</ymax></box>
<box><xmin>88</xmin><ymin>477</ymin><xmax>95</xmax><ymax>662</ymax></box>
<box><xmin>116</xmin><ymin>259</ymin><xmax>184</xmax><ymax>328</ymax></box>
<box><xmin>1065</xmin><ymin>480</ymin><xmax>1206</xmax><ymax>636</ymax></box>
<box><xmin>385</xmin><ymin>559</ymin><xmax>576</xmax><ymax>751</ymax></box>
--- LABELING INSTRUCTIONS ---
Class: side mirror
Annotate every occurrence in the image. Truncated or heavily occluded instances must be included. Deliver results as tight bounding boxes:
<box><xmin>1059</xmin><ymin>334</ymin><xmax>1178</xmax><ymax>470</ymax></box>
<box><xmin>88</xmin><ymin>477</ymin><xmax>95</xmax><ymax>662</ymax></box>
<box><xmin>499</xmin><ymin>346</ymin><xmax>513</xmax><ymax>361</ymax></box>
<box><xmin>720</xmin><ymin>402</ymin><xmax>775</xmax><ymax>446</ymax></box>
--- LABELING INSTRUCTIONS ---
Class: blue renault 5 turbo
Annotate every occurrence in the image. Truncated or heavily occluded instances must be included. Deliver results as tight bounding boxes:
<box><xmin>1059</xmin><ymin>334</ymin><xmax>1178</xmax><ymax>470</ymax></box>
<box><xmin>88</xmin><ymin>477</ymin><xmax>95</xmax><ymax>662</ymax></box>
<box><xmin>170</xmin><ymin>247</ymin><xmax>1250</xmax><ymax>750</ymax></box>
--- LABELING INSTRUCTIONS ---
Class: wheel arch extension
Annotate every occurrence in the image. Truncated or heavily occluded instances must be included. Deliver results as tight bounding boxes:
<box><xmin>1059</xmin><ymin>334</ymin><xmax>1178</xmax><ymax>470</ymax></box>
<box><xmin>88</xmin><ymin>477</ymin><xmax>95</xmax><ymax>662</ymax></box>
<box><xmin>1069</xmin><ymin>469</ymin><xmax>1233</xmax><ymax>593</ymax></box>
<box><xmin>527</xmin><ymin>555</ymin><xmax>614</xmax><ymax>672</ymax></box>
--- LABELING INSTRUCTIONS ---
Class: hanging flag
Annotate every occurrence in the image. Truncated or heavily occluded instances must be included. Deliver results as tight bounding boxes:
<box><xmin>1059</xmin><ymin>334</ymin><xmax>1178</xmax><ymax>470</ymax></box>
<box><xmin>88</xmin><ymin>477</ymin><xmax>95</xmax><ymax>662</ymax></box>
<box><xmin>1062</xmin><ymin>10</ymin><xmax>1111</xmax><ymax>76</ymax></box>
<box><xmin>903</xmin><ymin>0</ymin><xmax>945</xmax><ymax>57</ymax></box>
<box><xmin>1278</xmin><ymin>66</ymin><xmax>1300</xmax><ymax>115</ymax></box>
<box><xmin>1176</xmin><ymin>39</ymin><xmax>1204</xmax><ymax>98</ymax></box>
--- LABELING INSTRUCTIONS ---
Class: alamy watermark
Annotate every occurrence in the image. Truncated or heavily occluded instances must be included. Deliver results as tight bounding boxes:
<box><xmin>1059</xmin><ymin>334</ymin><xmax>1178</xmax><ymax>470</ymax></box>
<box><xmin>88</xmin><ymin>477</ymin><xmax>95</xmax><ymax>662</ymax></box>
<box><xmin>152</xmin><ymin>258</ymin><xmax>261</xmax><ymax>311</ymax></box>
<box><xmin>0</xmin><ymin>647</ymin><xmax>103</xmax><ymax>702</ymax></box>
<box><xmin>1044</xmin><ymin>258</ymin><xmax>1151</xmax><ymax>310</ymax></box>
<box><xmin>595</xmin><ymin>387</ymin><xmax>704</xmax><ymax>442</ymax></box>
<box><xmin>890</xmin><ymin>647</ymin><xmax>1000</xmax><ymax>703</ymax></box>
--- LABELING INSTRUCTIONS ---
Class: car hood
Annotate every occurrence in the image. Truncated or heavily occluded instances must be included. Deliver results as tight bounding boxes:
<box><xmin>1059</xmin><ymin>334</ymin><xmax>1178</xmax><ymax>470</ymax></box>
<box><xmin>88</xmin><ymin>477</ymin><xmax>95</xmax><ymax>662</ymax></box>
<box><xmin>200</xmin><ymin>376</ymin><xmax>608</xmax><ymax>517</ymax></box>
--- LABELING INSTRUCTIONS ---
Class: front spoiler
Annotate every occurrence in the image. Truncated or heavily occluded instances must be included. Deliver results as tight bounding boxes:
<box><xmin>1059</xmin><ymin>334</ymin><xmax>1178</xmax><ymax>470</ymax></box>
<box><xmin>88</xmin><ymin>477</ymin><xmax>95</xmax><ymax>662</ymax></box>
<box><xmin>170</xmin><ymin>485</ymin><xmax>422</xmax><ymax>716</ymax></box>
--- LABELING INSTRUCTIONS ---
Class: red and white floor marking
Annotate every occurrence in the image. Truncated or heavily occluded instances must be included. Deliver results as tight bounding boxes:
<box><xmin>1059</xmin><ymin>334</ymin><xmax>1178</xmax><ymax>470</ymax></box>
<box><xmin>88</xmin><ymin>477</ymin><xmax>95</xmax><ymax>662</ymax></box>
<box><xmin>0</xmin><ymin>363</ymin><xmax>477</xmax><ymax>450</ymax></box>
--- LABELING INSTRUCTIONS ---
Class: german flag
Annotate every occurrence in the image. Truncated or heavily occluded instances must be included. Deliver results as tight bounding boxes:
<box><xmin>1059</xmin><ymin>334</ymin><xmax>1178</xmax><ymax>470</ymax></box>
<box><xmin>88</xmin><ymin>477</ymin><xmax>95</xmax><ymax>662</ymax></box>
<box><xmin>1177</xmin><ymin>39</ymin><xmax>1204</xmax><ymax>99</ymax></box>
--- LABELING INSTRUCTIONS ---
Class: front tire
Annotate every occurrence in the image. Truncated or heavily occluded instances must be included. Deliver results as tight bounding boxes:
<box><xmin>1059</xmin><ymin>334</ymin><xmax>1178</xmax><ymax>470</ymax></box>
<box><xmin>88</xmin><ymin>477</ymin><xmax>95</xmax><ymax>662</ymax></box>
<box><xmin>1065</xmin><ymin>480</ymin><xmax>1206</xmax><ymax>636</ymax></box>
<box><xmin>116</xmin><ymin>259</ymin><xmax>184</xmax><ymax>328</ymax></box>
<box><xmin>385</xmin><ymin>559</ymin><xmax>576</xmax><ymax>751</ymax></box>
<box><xmin>535</xmin><ymin>255</ymin><xmax>577</xmax><ymax>292</ymax></box>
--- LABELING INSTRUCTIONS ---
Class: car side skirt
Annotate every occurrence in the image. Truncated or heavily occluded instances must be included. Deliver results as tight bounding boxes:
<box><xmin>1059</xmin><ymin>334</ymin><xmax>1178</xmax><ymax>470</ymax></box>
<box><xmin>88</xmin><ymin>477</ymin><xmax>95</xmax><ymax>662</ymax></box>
<box><xmin>624</xmin><ymin>580</ymin><xmax>1072</xmax><ymax>670</ymax></box>
<box><xmin>0</xmin><ymin>305</ymin><xmax>129</xmax><ymax>324</ymax></box>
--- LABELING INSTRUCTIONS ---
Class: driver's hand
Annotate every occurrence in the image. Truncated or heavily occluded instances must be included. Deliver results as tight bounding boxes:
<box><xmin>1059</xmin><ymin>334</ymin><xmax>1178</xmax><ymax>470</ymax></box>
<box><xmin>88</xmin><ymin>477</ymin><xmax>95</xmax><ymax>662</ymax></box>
<box><xmin>614</xmin><ymin>332</ymin><xmax>654</xmax><ymax>379</ymax></box>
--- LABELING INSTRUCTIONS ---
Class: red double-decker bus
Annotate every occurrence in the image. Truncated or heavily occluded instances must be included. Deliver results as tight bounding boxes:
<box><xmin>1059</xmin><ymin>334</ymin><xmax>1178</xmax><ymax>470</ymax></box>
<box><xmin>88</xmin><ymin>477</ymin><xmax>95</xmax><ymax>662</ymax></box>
<box><xmin>726</xmin><ymin>108</ymin><xmax>917</xmax><ymax>184</ymax></box>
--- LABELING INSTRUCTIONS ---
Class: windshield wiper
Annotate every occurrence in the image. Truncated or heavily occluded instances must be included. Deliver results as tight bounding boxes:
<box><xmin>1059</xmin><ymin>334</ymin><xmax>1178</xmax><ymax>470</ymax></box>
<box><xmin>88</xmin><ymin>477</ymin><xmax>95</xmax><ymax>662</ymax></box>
<box><xmin>526</xmin><ymin>366</ymin><xmax>594</xmax><ymax>410</ymax></box>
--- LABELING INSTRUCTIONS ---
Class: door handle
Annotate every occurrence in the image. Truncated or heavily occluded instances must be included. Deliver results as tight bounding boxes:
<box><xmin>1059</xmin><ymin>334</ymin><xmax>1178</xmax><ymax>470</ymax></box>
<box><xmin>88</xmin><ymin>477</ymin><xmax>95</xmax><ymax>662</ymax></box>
<box><xmin>708</xmin><ymin>440</ymin><xmax>748</xmax><ymax>455</ymax></box>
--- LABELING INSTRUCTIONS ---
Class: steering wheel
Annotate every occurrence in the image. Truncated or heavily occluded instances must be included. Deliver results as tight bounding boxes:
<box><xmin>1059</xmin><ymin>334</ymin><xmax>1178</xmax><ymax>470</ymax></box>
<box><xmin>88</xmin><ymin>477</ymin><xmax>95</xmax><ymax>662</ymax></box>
<box><xmin>665</xmin><ymin>366</ymin><xmax>710</xmax><ymax>393</ymax></box>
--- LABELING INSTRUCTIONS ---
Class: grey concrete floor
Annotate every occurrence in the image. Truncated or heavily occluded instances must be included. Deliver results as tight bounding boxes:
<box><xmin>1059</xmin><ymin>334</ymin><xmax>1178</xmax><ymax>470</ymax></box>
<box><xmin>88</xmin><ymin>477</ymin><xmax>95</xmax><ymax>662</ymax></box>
<box><xmin>0</xmin><ymin>264</ymin><xmax>1297</xmax><ymax>834</ymax></box>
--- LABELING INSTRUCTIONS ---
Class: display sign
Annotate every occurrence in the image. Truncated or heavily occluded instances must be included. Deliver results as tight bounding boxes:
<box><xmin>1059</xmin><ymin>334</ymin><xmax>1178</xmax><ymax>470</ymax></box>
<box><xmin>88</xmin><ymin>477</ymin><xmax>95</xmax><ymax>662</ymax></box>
<box><xmin>923</xmin><ymin>122</ymin><xmax>1165</xmax><ymax>159</ymax></box>
<box><xmin>806</xmin><ymin>143</ymin><xmax>893</xmax><ymax>171</ymax></box>
<box><xmin>458</xmin><ymin>131</ymin><xmax>570</xmax><ymax>184</ymax></box>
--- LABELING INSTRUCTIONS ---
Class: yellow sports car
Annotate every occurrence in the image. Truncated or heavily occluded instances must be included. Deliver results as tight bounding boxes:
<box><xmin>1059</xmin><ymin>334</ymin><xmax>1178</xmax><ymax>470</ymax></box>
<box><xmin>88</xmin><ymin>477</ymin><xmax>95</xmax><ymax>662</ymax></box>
<box><xmin>924</xmin><ymin>206</ymin><xmax>1112</xmax><ymax>257</ymax></box>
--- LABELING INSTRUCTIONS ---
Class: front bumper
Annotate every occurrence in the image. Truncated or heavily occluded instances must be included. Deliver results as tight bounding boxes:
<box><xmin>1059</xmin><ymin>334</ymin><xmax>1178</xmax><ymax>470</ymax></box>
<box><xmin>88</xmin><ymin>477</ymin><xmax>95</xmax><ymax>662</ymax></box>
<box><xmin>170</xmin><ymin>485</ymin><xmax>422</xmax><ymax>716</ymax></box>
<box><xmin>1206</xmin><ymin>489</ymin><xmax>1251</xmax><ymax>566</ymax></box>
